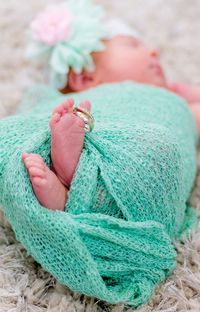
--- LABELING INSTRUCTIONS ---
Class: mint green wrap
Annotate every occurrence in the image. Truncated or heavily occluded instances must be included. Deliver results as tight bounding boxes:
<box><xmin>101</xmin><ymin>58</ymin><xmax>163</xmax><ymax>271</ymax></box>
<box><xmin>0</xmin><ymin>82</ymin><xmax>199</xmax><ymax>308</ymax></box>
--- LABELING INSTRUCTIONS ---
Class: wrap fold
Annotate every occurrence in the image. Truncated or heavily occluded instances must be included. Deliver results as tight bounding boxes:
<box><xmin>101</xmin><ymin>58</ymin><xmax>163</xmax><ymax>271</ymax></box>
<box><xmin>0</xmin><ymin>82</ymin><xmax>199</xmax><ymax>308</ymax></box>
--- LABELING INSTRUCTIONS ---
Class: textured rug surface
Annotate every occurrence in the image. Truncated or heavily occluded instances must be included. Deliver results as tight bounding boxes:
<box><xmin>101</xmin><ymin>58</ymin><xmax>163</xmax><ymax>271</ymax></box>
<box><xmin>0</xmin><ymin>0</ymin><xmax>200</xmax><ymax>311</ymax></box>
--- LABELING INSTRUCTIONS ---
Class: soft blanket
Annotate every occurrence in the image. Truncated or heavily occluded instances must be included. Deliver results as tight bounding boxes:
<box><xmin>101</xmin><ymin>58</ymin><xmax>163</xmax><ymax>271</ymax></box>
<box><xmin>0</xmin><ymin>81</ymin><xmax>199</xmax><ymax>308</ymax></box>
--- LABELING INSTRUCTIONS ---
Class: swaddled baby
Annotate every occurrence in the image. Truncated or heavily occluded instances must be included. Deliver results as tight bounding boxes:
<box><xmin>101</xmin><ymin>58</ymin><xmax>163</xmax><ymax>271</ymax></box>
<box><xmin>22</xmin><ymin>2</ymin><xmax>200</xmax><ymax>211</ymax></box>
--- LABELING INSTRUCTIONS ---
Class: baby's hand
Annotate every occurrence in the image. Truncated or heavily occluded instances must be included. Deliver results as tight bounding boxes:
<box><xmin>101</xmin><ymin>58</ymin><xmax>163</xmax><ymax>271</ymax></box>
<box><xmin>167</xmin><ymin>82</ymin><xmax>200</xmax><ymax>104</ymax></box>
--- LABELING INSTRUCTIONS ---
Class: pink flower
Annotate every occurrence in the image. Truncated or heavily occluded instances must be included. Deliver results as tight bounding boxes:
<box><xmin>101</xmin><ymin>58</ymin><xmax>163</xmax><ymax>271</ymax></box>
<box><xmin>30</xmin><ymin>4</ymin><xmax>73</xmax><ymax>45</ymax></box>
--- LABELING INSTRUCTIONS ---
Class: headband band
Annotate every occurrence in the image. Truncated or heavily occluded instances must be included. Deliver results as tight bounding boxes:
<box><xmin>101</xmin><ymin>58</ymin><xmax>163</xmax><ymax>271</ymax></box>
<box><xmin>105</xmin><ymin>18</ymin><xmax>140</xmax><ymax>40</ymax></box>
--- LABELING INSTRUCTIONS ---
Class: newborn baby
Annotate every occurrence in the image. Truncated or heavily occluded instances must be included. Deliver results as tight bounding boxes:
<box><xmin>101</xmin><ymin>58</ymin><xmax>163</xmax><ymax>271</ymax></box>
<box><xmin>22</xmin><ymin>28</ymin><xmax>200</xmax><ymax>212</ymax></box>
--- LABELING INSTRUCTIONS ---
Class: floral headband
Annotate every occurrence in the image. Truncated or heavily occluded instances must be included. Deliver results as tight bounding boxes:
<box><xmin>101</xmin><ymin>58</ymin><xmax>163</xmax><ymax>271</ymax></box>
<box><xmin>25</xmin><ymin>0</ymin><xmax>140</xmax><ymax>89</ymax></box>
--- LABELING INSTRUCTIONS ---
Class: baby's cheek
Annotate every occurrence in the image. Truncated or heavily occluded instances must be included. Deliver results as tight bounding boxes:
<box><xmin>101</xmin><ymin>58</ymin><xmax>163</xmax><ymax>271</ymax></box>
<box><xmin>113</xmin><ymin>62</ymin><xmax>139</xmax><ymax>81</ymax></box>
<box><xmin>101</xmin><ymin>63</ymin><xmax>126</xmax><ymax>82</ymax></box>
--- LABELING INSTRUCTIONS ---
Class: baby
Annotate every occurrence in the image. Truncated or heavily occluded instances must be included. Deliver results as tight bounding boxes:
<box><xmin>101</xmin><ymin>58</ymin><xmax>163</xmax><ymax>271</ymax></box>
<box><xmin>22</xmin><ymin>8</ymin><xmax>200</xmax><ymax>212</ymax></box>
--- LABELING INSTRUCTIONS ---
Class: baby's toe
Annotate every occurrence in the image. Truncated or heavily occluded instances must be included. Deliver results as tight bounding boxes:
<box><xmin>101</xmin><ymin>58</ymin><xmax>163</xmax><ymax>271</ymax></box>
<box><xmin>27</xmin><ymin>153</ymin><xmax>44</xmax><ymax>162</ymax></box>
<box><xmin>28</xmin><ymin>167</ymin><xmax>46</xmax><ymax>178</ymax></box>
<box><xmin>25</xmin><ymin>161</ymin><xmax>45</xmax><ymax>171</ymax></box>
<box><xmin>22</xmin><ymin>154</ymin><xmax>47</xmax><ymax>187</ymax></box>
<box><xmin>22</xmin><ymin>153</ymin><xmax>43</xmax><ymax>162</ymax></box>
<box><xmin>52</xmin><ymin>105</ymin><xmax>64</xmax><ymax>115</ymax></box>
<box><xmin>62</xmin><ymin>98</ymin><xmax>74</xmax><ymax>112</ymax></box>
<box><xmin>22</xmin><ymin>152</ymin><xmax>29</xmax><ymax>159</ymax></box>
<box><xmin>52</xmin><ymin>98</ymin><xmax>74</xmax><ymax>115</ymax></box>
<box><xmin>22</xmin><ymin>153</ymin><xmax>46</xmax><ymax>170</ymax></box>
<box><xmin>79</xmin><ymin>100</ymin><xmax>91</xmax><ymax>113</ymax></box>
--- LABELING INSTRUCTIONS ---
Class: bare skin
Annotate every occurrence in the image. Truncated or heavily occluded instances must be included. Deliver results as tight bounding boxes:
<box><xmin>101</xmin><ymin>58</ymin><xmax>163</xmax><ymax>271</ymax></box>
<box><xmin>49</xmin><ymin>98</ymin><xmax>91</xmax><ymax>188</ymax></box>
<box><xmin>22</xmin><ymin>98</ymin><xmax>91</xmax><ymax>211</ymax></box>
<box><xmin>21</xmin><ymin>152</ymin><xmax>68</xmax><ymax>211</ymax></box>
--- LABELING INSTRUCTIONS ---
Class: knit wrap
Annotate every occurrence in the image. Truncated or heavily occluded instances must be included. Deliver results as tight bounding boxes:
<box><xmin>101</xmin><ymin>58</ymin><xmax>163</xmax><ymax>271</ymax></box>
<box><xmin>0</xmin><ymin>82</ymin><xmax>199</xmax><ymax>308</ymax></box>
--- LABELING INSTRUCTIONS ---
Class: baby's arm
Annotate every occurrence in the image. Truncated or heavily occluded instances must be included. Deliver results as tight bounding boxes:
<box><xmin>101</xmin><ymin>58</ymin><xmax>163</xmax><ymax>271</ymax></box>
<box><xmin>166</xmin><ymin>82</ymin><xmax>200</xmax><ymax>135</ymax></box>
<box><xmin>166</xmin><ymin>82</ymin><xmax>200</xmax><ymax>105</ymax></box>
<box><xmin>187</xmin><ymin>102</ymin><xmax>200</xmax><ymax>135</ymax></box>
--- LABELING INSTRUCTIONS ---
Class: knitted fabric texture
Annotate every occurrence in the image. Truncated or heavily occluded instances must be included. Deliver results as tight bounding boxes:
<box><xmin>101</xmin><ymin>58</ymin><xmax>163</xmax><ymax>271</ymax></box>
<box><xmin>0</xmin><ymin>82</ymin><xmax>199</xmax><ymax>308</ymax></box>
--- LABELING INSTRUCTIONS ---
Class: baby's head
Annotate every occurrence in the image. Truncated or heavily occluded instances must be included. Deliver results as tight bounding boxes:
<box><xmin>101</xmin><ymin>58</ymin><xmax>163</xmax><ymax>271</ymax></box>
<box><xmin>65</xmin><ymin>35</ymin><xmax>166</xmax><ymax>93</ymax></box>
<box><xmin>26</xmin><ymin>2</ymin><xmax>167</xmax><ymax>93</ymax></box>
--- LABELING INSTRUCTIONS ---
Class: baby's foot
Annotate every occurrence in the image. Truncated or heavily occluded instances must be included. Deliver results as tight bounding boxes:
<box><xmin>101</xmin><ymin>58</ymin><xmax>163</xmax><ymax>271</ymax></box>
<box><xmin>22</xmin><ymin>152</ymin><xmax>68</xmax><ymax>211</ymax></box>
<box><xmin>49</xmin><ymin>98</ymin><xmax>91</xmax><ymax>188</ymax></box>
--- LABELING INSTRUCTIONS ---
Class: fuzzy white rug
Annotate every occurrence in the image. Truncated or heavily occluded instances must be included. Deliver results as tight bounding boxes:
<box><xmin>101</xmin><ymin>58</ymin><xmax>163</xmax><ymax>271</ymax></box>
<box><xmin>0</xmin><ymin>0</ymin><xmax>200</xmax><ymax>311</ymax></box>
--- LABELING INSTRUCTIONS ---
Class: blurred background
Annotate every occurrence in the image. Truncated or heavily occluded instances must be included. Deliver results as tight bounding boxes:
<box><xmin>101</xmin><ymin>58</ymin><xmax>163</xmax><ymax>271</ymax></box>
<box><xmin>0</xmin><ymin>0</ymin><xmax>200</xmax><ymax>117</ymax></box>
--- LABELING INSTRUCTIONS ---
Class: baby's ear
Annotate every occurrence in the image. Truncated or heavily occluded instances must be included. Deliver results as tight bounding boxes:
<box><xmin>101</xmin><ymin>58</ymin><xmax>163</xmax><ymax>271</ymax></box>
<box><xmin>68</xmin><ymin>69</ymin><xmax>96</xmax><ymax>92</ymax></box>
